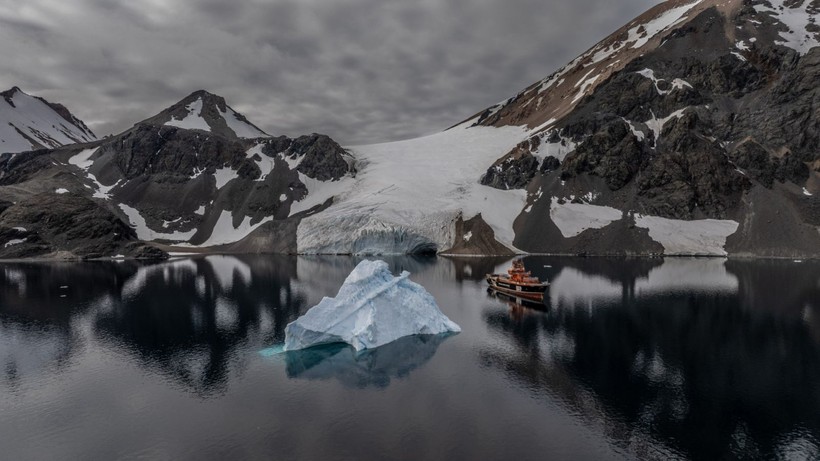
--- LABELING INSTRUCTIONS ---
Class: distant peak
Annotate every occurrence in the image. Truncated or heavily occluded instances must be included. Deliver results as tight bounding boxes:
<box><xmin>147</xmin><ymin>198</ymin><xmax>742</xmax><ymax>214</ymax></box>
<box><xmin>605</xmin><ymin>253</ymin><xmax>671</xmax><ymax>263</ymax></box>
<box><xmin>186</xmin><ymin>89</ymin><xmax>224</xmax><ymax>101</ymax></box>
<box><xmin>1</xmin><ymin>86</ymin><xmax>24</xmax><ymax>99</ymax></box>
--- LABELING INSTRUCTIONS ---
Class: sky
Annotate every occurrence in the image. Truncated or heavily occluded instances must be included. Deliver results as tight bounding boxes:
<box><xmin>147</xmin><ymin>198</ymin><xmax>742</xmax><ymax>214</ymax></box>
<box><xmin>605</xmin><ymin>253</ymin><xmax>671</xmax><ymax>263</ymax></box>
<box><xmin>0</xmin><ymin>0</ymin><xmax>660</xmax><ymax>145</ymax></box>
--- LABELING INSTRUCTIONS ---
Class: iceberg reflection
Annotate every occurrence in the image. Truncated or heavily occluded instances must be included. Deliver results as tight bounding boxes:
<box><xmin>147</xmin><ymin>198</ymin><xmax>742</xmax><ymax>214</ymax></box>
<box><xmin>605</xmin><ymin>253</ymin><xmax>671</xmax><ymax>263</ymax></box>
<box><xmin>283</xmin><ymin>333</ymin><xmax>455</xmax><ymax>388</ymax></box>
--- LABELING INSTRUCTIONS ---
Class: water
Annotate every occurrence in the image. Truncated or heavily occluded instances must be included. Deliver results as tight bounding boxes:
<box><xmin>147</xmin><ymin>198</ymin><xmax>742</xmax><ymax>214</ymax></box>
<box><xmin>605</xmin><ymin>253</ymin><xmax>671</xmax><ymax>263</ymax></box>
<box><xmin>1</xmin><ymin>255</ymin><xmax>819</xmax><ymax>460</ymax></box>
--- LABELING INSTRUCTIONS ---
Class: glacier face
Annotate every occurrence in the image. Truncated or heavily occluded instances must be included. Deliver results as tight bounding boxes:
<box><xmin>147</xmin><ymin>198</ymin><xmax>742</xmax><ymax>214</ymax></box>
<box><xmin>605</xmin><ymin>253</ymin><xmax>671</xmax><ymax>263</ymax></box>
<box><xmin>296</xmin><ymin>123</ymin><xmax>529</xmax><ymax>255</ymax></box>
<box><xmin>283</xmin><ymin>260</ymin><xmax>461</xmax><ymax>351</ymax></box>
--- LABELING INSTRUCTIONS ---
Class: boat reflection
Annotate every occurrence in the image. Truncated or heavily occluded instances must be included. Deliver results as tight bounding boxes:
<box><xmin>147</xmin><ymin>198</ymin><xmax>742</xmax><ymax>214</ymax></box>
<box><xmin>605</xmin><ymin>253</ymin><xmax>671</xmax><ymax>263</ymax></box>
<box><xmin>487</xmin><ymin>286</ymin><xmax>549</xmax><ymax>312</ymax></box>
<box><xmin>480</xmin><ymin>257</ymin><xmax>820</xmax><ymax>460</ymax></box>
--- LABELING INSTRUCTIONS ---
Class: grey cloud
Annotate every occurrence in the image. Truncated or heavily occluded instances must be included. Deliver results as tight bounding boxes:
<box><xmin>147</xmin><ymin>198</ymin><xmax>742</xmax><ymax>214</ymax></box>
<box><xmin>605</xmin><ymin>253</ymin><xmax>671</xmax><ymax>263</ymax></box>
<box><xmin>0</xmin><ymin>0</ymin><xmax>660</xmax><ymax>144</ymax></box>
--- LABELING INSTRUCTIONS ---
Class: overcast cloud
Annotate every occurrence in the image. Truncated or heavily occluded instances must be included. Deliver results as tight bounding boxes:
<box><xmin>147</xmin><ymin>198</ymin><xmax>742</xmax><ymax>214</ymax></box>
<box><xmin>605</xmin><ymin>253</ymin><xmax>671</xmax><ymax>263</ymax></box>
<box><xmin>0</xmin><ymin>0</ymin><xmax>659</xmax><ymax>144</ymax></box>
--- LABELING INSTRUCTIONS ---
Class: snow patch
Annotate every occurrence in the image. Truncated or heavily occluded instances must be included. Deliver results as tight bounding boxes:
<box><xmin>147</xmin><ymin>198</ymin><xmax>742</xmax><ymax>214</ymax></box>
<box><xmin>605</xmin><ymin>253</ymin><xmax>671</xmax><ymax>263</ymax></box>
<box><xmin>213</xmin><ymin>166</ymin><xmax>239</xmax><ymax>189</ymax></box>
<box><xmin>68</xmin><ymin>148</ymin><xmax>97</xmax><ymax>171</ymax></box>
<box><xmin>195</xmin><ymin>210</ymin><xmax>273</xmax><ymax>247</ymax></box>
<box><xmin>165</xmin><ymin>98</ymin><xmax>211</xmax><ymax>131</ymax></box>
<box><xmin>4</xmin><ymin>238</ymin><xmax>27</xmax><ymax>248</ymax></box>
<box><xmin>572</xmin><ymin>71</ymin><xmax>600</xmax><ymax>103</ymax></box>
<box><xmin>754</xmin><ymin>0</ymin><xmax>820</xmax><ymax>55</ymax></box>
<box><xmin>55</xmin><ymin>188</ymin><xmax>69</xmax><ymax>194</ymax></box>
<box><xmin>634</xmin><ymin>213</ymin><xmax>739</xmax><ymax>255</ymax></box>
<box><xmin>645</xmin><ymin>108</ymin><xmax>687</xmax><ymax>147</ymax></box>
<box><xmin>219</xmin><ymin>105</ymin><xmax>268</xmax><ymax>138</ymax></box>
<box><xmin>636</xmin><ymin>68</ymin><xmax>692</xmax><ymax>95</ymax></box>
<box><xmin>68</xmin><ymin>148</ymin><xmax>121</xmax><ymax>199</ymax></box>
<box><xmin>119</xmin><ymin>204</ymin><xmax>197</xmax><ymax>242</ymax></box>
<box><xmin>550</xmin><ymin>197</ymin><xmax>623</xmax><ymax>238</ymax></box>
<box><xmin>532</xmin><ymin>132</ymin><xmax>578</xmax><ymax>162</ymax></box>
<box><xmin>623</xmin><ymin>119</ymin><xmax>646</xmax><ymax>141</ymax></box>
<box><xmin>245</xmin><ymin>143</ymin><xmax>275</xmax><ymax>181</ymax></box>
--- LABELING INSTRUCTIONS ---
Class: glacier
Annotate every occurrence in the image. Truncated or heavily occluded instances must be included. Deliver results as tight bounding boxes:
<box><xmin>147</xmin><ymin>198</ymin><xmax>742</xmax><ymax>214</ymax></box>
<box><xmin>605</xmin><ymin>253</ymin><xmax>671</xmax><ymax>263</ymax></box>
<box><xmin>283</xmin><ymin>260</ymin><xmax>460</xmax><ymax>351</ymax></box>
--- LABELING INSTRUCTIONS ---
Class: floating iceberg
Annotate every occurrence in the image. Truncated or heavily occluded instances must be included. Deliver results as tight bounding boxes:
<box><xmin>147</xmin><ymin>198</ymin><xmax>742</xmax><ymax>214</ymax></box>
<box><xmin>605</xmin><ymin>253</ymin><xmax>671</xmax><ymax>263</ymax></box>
<box><xmin>283</xmin><ymin>260</ymin><xmax>461</xmax><ymax>351</ymax></box>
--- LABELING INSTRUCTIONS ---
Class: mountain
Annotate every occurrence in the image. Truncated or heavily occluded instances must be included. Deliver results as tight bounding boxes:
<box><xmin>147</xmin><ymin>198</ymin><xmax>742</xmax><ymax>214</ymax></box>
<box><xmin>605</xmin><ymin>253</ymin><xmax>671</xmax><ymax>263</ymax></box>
<box><xmin>467</xmin><ymin>0</ymin><xmax>820</xmax><ymax>257</ymax></box>
<box><xmin>297</xmin><ymin>0</ymin><xmax>819</xmax><ymax>258</ymax></box>
<box><xmin>0</xmin><ymin>90</ymin><xmax>353</xmax><ymax>259</ymax></box>
<box><xmin>0</xmin><ymin>0</ymin><xmax>818</xmax><ymax>259</ymax></box>
<box><xmin>140</xmin><ymin>90</ymin><xmax>270</xmax><ymax>139</ymax></box>
<box><xmin>0</xmin><ymin>87</ymin><xmax>96</xmax><ymax>154</ymax></box>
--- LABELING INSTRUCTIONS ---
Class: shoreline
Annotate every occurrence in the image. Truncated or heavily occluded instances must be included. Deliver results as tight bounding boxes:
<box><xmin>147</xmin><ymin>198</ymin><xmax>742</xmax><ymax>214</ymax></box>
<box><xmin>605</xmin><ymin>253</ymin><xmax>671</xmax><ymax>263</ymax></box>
<box><xmin>0</xmin><ymin>251</ymin><xmax>816</xmax><ymax>263</ymax></box>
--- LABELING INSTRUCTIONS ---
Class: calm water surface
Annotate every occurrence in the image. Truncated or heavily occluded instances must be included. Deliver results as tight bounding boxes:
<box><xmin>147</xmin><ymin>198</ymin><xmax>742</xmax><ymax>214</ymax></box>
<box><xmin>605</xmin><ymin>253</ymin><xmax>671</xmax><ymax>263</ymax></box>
<box><xmin>1</xmin><ymin>255</ymin><xmax>819</xmax><ymax>460</ymax></box>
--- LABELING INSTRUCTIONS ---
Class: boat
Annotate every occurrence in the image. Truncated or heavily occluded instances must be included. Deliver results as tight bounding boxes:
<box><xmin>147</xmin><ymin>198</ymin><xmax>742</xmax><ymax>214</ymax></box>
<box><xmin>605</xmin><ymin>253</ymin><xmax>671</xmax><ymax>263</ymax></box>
<box><xmin>486</xmin><ymin>259</ymin><xmax>549</xmax><ymax>301</ymax></box>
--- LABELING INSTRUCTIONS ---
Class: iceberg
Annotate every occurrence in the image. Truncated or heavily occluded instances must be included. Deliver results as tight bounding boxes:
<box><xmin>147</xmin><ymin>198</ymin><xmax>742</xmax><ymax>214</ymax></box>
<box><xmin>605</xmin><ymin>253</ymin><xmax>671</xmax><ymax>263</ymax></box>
<box><xmin>283</xmin><ymin>260</ymin><xmax>461</xmax><ymax>351</ymax></box>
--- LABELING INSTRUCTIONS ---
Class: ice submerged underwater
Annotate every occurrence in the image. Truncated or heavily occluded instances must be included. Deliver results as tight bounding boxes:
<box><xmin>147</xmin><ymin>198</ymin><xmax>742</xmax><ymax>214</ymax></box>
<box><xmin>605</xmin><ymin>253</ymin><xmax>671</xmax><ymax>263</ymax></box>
<box><xmin>264</xmin><ymin>260</ymin><xmax>461</xmax><ymax>359</ymax></box>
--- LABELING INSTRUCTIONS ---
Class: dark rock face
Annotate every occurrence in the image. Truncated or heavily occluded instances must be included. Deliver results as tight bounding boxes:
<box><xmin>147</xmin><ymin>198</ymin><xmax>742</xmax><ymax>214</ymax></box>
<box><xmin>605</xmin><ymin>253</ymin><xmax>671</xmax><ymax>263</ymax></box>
<box><xmin>264</xmin><ymin>134</ymin><xmax>352</xmax><ymax>181</ymax></box>
<box><xmin>443</xmin><ymin>214</ymin><xmax>515</xmax><ymax>256</ymax></box>
<box><xmin>0</xmin><ymin>149</ymin><xmax>58</xmax><ymax>185</ymax></box>
<box><xmin>637</xmin><ymin>113</ymin><xmax>750</xmax><ymax>219</ymax></box>
<box><xmin>97</xmin><ymin>124</ymin><xmax>251</xmax><ymax>180</ymax></box>
<box><xmin>561</xmin><ymin>120</ymin><xmax>646</xmax><ymax>191</ymax></box>
<box><xmin>540</xmin><ymin>156</ymin><xmax>561</xmax><ymax>173</ymax></box>
<box><xmin>124</xmin><ymin>242</ymin><xmax>169</xmax><ymax>260</ymax></box>
<box><xmin>0</xmin><ymin>193</ymin><xmax>151</xmax><ymax>259</ymax></box>
<box><xmin>731</xmin><ymin>141</ymin><xmax>811</xmax><ymax>188</ymax></box>
<box><xmin>480</xmin><ymin>138</ymin><xmax>541</xmax><ymax>190</ymax></box>
<box><xmin>484</xmin><ymin>5</ymin><xmax>817</xmax><ymax>225</ymax></box>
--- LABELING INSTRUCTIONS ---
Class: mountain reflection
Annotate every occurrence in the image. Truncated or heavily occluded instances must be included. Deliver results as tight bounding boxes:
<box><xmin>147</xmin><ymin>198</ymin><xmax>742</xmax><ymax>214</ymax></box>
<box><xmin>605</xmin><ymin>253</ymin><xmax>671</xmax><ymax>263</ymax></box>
<box><xmin>0</xmin><ymin>256</ymin><xmax>309</xmax><ymax>397</ymax></box>
<box><xmin>0</xmin><ymin>255</ymin><xmax>448</xmax><ymax>396</ymax></box>
<box><xmin>283</xmin><ymin>334</ymin><xmax>454</xmax><ymax>388</ymax></box>
<box><xmin>481</xmin><ymin>257</ymin><xmax>820</xmax><ymax>461</ymax></box>
<box><xmin>93</xmin><ymin>256</ymin><xmax>307</xmax><ymax>396</ymax></box>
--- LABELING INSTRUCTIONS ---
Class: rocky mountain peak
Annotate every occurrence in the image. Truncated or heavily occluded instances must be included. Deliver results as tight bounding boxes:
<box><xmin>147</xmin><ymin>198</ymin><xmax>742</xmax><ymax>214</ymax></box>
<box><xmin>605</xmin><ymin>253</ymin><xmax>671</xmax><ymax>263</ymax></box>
<box><xmin>1</xmin><ymin>86</ymin><xmax>23</xmax><ymax>101</ymax></box>
<box><xmin>468</xmin><ymin>0</ymin><xmax>819</xmax><ymax>134</ymax></box>
<box><xmin>140</xmin><ymin>90</ymin><xmax>270</xmax><ymax>140</ymax></box>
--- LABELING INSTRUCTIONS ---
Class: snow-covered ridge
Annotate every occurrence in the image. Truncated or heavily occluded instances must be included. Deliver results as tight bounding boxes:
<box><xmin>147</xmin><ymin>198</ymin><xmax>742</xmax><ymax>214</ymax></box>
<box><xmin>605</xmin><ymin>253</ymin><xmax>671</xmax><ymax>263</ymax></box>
<box><xmin>473</xmin><ymin>0</ymin><xmax>706</xmax><ymax>134</ymax></box>
<box><xmin>0</xmin><ymin>88</ymin><xmax>96</xmax><ymax>154</ymax></box>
